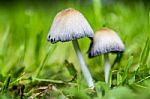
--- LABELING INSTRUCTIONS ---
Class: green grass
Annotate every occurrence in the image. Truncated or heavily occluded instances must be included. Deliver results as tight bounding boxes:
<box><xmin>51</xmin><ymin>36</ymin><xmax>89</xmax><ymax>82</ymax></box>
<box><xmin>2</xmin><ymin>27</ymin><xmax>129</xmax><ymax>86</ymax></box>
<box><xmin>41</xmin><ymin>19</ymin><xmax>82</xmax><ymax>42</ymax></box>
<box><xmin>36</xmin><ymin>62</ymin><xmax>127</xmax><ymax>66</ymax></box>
<box><xmin>0</xmin><ymin>0</ymin><xmax>150</xmax><ymax>99</ymax></box>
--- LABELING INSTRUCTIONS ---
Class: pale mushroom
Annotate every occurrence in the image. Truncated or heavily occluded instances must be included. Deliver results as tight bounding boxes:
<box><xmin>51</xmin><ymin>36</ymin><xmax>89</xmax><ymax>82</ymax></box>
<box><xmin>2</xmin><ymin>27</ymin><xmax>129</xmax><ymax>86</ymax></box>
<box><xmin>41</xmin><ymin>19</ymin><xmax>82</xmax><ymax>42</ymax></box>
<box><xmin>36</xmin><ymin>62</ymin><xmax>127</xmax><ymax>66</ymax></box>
<box><xmin>47</xmin><ymin>8</ymin><xmax>94</xmax><ymax>88</ymax></box>
<box><xmin>88</xmin><ymin>28</ymin><xmax>125</xmax><ymax>83</ymax></box>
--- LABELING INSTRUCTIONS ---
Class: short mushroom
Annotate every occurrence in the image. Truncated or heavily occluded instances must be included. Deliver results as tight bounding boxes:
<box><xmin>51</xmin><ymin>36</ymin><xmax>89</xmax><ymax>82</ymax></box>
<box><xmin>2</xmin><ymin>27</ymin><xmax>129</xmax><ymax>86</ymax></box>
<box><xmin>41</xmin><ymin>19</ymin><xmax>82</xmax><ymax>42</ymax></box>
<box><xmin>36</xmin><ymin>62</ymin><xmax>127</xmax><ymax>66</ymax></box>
<box><xmin>88</xmin><ymin>28</ymin><xmax>125</xmax><ymax>83</ymax></box>
<box><xmin>47</xmin><ymin>8</ymin><xmax>94</xmax><ymax>88</ymax></box>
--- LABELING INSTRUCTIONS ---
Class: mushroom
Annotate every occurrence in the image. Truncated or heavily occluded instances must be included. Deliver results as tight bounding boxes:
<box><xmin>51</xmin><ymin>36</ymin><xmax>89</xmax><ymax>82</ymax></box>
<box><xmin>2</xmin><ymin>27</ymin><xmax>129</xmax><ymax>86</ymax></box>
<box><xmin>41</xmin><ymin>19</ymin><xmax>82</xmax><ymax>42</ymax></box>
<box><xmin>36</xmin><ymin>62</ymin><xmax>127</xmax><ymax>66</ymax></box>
<box><xmin>88</xmin><ymin>28</ymin><xmax>125</xmax><ymax>83</ymax></box>
<box><xmin>47</xmin><ymin>8</ymin><xmax>94</xmax><ymax>88</ymax></box>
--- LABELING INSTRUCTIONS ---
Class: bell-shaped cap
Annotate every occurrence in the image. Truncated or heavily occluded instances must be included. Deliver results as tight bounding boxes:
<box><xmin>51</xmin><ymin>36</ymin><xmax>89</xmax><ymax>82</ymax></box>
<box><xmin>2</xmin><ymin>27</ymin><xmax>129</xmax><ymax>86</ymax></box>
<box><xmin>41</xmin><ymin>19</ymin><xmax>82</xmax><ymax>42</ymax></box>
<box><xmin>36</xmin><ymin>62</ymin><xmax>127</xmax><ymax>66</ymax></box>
<box><xmin>88</xmin><ymin>28</ymin><xmax>125</xmax><ymax>58</ymax></box>
<box><xmin>47</xmin><ymin>8</ymin><xmax>94</xmax><ymax>43</ymax></box>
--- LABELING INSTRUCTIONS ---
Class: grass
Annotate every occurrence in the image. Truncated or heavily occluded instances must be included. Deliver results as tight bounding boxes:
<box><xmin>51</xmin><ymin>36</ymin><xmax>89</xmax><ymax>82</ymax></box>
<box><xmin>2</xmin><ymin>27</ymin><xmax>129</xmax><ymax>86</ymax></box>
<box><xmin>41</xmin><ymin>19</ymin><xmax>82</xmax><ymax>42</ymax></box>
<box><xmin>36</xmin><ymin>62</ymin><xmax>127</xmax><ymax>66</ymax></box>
<box><xmin>0</xmin><ymin>0</ymin><xmax>150</xmax><ymax>98</ymax></box>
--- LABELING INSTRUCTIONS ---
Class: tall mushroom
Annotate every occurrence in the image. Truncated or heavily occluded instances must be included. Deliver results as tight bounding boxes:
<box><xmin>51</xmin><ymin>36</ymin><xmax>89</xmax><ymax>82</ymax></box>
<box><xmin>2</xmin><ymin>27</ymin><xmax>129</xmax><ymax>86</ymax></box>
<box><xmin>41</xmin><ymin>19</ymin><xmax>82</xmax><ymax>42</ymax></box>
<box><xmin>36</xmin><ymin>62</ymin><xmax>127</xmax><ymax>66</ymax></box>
<box><xmin>88</xmin><ymin>28</ymin><xmax>125</xmax><ymax>83</ymax></box>
<box><xmin>47</xmin><ymin>8</ymin><xmax>94</xmax><ymax>88</ymax></box>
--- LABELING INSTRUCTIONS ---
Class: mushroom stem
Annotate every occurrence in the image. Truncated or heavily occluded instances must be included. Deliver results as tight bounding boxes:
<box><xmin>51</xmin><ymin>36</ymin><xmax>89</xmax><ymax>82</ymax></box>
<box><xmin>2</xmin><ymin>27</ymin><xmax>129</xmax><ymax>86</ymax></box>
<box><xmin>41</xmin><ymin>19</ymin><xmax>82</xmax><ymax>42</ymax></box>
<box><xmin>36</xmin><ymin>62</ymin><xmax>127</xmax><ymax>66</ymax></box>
<box><xmin>72</xmin><ymin>40</ymin><xmax>94</xmax><ymax>88</ymax></box>
<box><xmin>104</xmin><ymin>54</ymin><xmax>111</xmax><ymax>83</ymax></box>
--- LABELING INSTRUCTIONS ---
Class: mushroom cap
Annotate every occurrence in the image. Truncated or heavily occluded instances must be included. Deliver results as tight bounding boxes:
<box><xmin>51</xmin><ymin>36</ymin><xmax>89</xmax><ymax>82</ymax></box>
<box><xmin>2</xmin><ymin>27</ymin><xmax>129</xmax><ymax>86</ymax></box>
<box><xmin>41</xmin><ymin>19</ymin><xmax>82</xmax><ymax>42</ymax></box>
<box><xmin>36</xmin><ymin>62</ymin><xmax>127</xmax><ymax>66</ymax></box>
<box><xmin>47</xmin><ymin>8</ymin><xmax>94</xmax><ymax>43</ymax></box>
<box><xmin>88</xmin><ymin>28</ymin><xmax>125</xmax><ymax>58</ymax></box>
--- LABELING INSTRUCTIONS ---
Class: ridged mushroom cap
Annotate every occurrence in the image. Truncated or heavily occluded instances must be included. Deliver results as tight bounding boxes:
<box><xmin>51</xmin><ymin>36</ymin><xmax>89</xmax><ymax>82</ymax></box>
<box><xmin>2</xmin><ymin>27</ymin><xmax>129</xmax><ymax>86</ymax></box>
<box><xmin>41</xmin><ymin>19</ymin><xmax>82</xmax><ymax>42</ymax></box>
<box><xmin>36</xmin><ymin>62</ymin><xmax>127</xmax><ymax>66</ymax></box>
<box><xmin>47</xmin><ymin>8</ymin><xmax>94</xmax><ymax>43</ymax></box>
<box><xmin>88</xmin><ymin>28</ymin><xmax>125</xmax><ymax>58</ymax></box>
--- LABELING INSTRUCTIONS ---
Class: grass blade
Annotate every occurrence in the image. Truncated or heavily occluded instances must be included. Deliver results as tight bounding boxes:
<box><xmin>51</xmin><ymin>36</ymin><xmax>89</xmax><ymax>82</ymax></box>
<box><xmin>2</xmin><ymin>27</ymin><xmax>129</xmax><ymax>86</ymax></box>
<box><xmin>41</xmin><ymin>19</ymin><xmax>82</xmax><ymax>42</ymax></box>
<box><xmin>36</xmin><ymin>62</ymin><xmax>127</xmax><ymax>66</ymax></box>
<box><xmin>92</xmin><ymin>0</ymin><xmax>102</xmax><ymax>27</ymax></box>
<box><xmin>64</xmin><ymin>60</ymin><xmax>77</xmax><ymax>77</ymax></box>
<box><xmin>34</xmin><ymin>45</ymin><xmax>56</xmax><ymax>78</ymax></box>
<box><xmin>33</xmin><ymin>78</ymin><xmax>64</xmax><ymax>84</ymax></box>
<box><xmin>122</xmin><ymin>56</ymin><xmax>133</xmax><ymax>84</ymax></box>
<box><xmin>1</xmin><ymin>74</ymin><xmax>11</xmax><ymax>94</ymax></box>
<box><xmin>35</xmin><ymin>32</ymin><xmax>42</xmax><ymax>64</ymax></box>
<box><xmin>139</xmin><ymin>38</ymin><xmax>150</xmax><ymax>67</ymax></box>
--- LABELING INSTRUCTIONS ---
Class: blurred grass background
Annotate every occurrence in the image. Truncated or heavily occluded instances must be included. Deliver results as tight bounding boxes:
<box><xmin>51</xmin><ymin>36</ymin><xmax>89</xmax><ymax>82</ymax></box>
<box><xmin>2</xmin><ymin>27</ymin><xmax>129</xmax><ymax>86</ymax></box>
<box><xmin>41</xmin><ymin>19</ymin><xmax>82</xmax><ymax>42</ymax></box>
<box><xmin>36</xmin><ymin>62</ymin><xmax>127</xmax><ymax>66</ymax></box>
<box><xmin>0</xmin><ymin>0</ymin><xmax>150</xmax><ymax>98</ymax></box>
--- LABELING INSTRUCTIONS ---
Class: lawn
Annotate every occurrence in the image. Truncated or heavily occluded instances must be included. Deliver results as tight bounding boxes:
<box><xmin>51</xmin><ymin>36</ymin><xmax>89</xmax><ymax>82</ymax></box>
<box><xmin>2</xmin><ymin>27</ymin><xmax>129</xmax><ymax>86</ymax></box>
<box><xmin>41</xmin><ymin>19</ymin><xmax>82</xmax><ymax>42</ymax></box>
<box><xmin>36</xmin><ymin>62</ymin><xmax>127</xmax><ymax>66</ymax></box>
<box><xmin>0</xmin><ymin>0</ymin><xmax>150</xmax><ymax>99</ymax></box>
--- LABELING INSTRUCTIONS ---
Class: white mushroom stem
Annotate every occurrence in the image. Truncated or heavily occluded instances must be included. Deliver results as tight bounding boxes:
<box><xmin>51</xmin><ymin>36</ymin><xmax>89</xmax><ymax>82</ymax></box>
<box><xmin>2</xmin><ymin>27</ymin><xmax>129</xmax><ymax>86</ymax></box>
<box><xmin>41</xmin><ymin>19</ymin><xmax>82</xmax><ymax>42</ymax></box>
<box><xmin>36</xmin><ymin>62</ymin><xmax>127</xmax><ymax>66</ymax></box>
<box><xmin>72</xmin><ymin>40</ymin><xmax>94</xmax><ymax>88</ymax></box>
<box><xmin>104</xmin><ymin>54</ymin><xmax>111</xmax><ymax>83</ymax></box>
